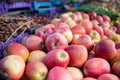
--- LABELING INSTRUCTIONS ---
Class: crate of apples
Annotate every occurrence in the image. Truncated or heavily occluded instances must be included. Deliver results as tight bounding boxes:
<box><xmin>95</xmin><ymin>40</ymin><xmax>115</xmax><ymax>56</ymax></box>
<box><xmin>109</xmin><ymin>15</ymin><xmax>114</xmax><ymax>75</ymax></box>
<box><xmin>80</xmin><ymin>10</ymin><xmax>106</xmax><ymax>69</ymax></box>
<box><xmin>0</xmin><ymin>11</ymin><xmax>120</xmax><ymax>80</ymax></box>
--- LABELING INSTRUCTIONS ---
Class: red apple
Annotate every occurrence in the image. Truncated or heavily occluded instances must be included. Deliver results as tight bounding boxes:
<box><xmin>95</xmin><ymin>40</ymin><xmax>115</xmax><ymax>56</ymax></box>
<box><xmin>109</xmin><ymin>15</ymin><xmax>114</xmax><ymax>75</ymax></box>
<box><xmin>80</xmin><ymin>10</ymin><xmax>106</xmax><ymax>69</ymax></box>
<box><xmin>54</xmin><ymin>22</ymin><xmax>69</xmax><ymax>29</ymax></box>
<box><xmin>0</xmin><ymin>55</ymin><xmax>25</xmax><ymax>80</ymax></box>
<box><xmin>35</xmin><ymin>24</ymin><xmax>54</xmax><ymax>40</ymax></box>
<box><xmin>24</xmin><ymin>35</ymin><xmax>44</xmax><ymax>52</ymax></box>
<box><xmin>21</xmin><ymin>34</ymin><xmax>32</xmax><ymax>45</ymax></box>
<box><xmin>65</xmin><ymin>45</ymin><xmax>88</xmax><ymax>67</ymax></box>
<box><xmin>88</xmin><ymin>11</ymin><xmax>97</xmax><ymax>20</ymax></box>
<box><xmin>101</xmin><ymin>21</ymin><xmax>111</xmax><ymax>29</ymax></box>
<box><xmin>60</xmin><ymin>12</ymin><xmax>72</xmax><ymax>18</ymax></box>
<box><xmin>97</xmin><ymin>73</ymin><xmax>119</xmax><ymax>80</ymax></box>
<box><xmin>47</xmin><ymin>66</ymin><xmax>73</xmax><ymax>80</ymax></box>
<box><xmin>109</xmin><ymin>26</ymin><xmax>117</xmax><ymax>33</ymax></box>
<box><xmin>83</xmin><ymin>58</ymin><xmax>111</xmax><ymax>78</ymax></box>
<box><xmin>70</xmin><ymin>13</ymin><xmax>79</xmax><ymax>22</ymax></box>
<box><xmin>74</xmin><ymin>11</ymin><xmax>83</xmax><ymax>22</ymax></box>
<box><xmin>27</xmin><ymin>50</ymin><xmax>46</xmax><ymax>63</ymax></box>
<box><xmin>54</xmin><ymin>22</ymin><xmax>73</xmax><ymax>43</ymax></box>
<box><xmin>95</xmin><ymin>39</ymin><xmax>117</xmax><ymax>60</ymax></box>
<box><xmin>89</xmin><ymin>30</ymin><xmax>101</xmax><ymax>44</ymax></box>
<box><xmin>81</xmin><ymin>13</ymin><xmax>90</xmax><ymax>20</ymax></box>
<box><xmin>103</xmin><ymin>27</ymin><xmax>111</xmax><ymax>36</ymax></box>
<box><xmin>109</xmin><ymin>32</ymin><xmax>120</xmax><ymax>43</ymax></box>
<box><xmin>112</xmin><ymin>61</ymin><xmax>120</xmax><ymax>78</ymax></box>
<box><xmin>82</xmin><ymin>77</ymin><xmax>96</xmax><ymax>80</ymax></box>
<box><xmin>114</xmin><ymin>22</ymin><xmax>120</xmax><ymax>34</ymax></box>
<box><xmin>101</xmin><ymin>35</ymin><xmax>108</xmax><ymax>40</ymax></box>
<box><xmin>71</xmin><ymin>24</ymin><xmax>86</xmax><ymax>35</ymax></box>
<box><xmin>73</xmin><ymin>34</ymin><xmax>94</xmax><ymax>52</ymax></box>
<box><xmin>19</xmin><ymin>74</ymin><xmax>30</xmax><ymax>80</ymax></box>
<box><xmin>51</xmin><ymin>18</ymin><xmax>61</xmax><ymax>25</ymax></box>
<box><xmin>7</xmin><ymin>42</ymin><xmax>29</xmax><ymax>61</ymax></box>
<box><xmin>91</xmin><ymin>20</ymin><xmax>99</xmax><ymax>27</ymax></box>
<box><xmin>114</xmin><ymin>22</ymin><xmax>120</xmax><ymax>27</ymax></box>
<box><xmin>110</xmin><ymin>49</ymin><xmax>120</xmax><ymax>65</ymax></box>
<box><xmin>60</xmin><ymin>16</ymin><xmax>72</xmax><ymax>22</ymax></box>
<box><xmin>116</xmin><ymin>42</ymin><xmax>120</xmax><ymax>49</ymax></box>
<box><xmin>88</xmin><ymin>51</ymin><xmax>96</xmax><ymax>59</ymax></box>
<box><xmin>65</xmin><ymin>19</ymin><xmax>77</xmax><ymax>29</ymax></box>
<box><xmin>95</xmin><ymin>15</ymin><xmax>103</xmax><ymax>23</ymax></box>
<box><xmin>93</xmin><ymin>26</ymin><xmax>104</xmax><ymax>37</ymax></box>
<box><xmin>47</xmin><ymin>24</ymin><xmax>55</xmax><ymax>30</ymax></box>
<box><xmin>79</xmin><ymin>19</ymin><xmax>93</xmax><ymax>34</ymax></box>
<box><xmin>44</xmin><ymin>49</ymin><xmax>69</xmax><ymax>69</ymax></box>
<box><xmin>25</xmin><ymin>61</ymin><xmax>48</xmax><ymax>80</ymax></box>
<box><xmin>66</xmin><ymin>67</ymin><xmax>83</xmax><ymax>80</ymax></box>
<box><xmin>102</xmin><ymin>15</ymin><xmax>111</xmax><ymax>22</ymax></box>
<box><xmin>72</xmin><ymin>34</ymin><xmax>81</xmax><ymax>44</ymax></box>
<box><xmin>45</xmin><ymin>33</ymin><xmax>68</xmax><ymax>51</ymax></box>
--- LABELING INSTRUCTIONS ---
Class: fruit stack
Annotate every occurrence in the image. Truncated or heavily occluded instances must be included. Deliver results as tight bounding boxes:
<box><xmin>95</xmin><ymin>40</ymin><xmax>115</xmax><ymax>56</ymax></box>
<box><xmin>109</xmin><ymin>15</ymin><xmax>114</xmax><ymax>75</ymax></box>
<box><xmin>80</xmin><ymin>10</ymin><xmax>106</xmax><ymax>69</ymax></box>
<box><xmin>0</xmin><ymin>11</ymin><xmax>120</xmax><ymax>80</ymax></box>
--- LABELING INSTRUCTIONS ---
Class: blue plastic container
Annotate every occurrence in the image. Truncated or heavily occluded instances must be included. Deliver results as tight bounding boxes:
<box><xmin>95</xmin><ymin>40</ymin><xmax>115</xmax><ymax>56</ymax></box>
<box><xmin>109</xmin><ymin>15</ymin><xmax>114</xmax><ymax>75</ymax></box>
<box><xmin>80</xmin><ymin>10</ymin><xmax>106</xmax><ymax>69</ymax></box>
<box><xmin>5</xmin><ymin>2</ymin><xmax>33</xmax><ymax>13</ymax></box>
<box><xmin>33</xmin><ymin>1</ymin><xmax>53</xmax><ymax>14</ymax></box>
<box><xmin>0</xmin><ymin>3</ymin><xmax>4</xmax><ymax>14</ymax></box>
<box><xmin>51</xmin><ymin>0</ymin><xmax>63</xmax><ymax>6</ymax></box>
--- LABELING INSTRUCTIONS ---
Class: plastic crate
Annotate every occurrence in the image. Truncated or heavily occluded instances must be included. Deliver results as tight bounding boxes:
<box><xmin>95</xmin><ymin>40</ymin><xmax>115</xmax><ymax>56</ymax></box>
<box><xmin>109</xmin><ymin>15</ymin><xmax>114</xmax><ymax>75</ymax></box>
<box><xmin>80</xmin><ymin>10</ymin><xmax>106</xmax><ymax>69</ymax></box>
<box><xmin>33</xmin><ymin>1</ymin><xmax>53</xmax><ymax>14</ymax></box>
<box><xmin>0</xmin><ymin>3</ymin><xmax>4</xmax><ymax>14</ymax></box>
<box><xmin>5</xmin><ymin>2</ymin><xmax>33</xmax><ymax>13</ymax></box>
<box><xmin>51</xmin><ymin>0</ymin><xmax>63</xmax><ymax>6</ymax></box>
<box><xmin>0</xmin><ymin>32</ymin><xmax>28</xmax><ymax>59</ymax></box>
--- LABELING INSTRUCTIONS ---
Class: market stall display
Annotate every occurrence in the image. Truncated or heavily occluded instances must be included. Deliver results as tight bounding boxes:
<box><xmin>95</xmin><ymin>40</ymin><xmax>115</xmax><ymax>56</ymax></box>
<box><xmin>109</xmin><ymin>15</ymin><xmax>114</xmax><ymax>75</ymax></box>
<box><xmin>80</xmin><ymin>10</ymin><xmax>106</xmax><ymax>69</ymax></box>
<box><xmin>0</xmin><ymin>0</ymin><xmax>120</xmax><ymax>80</ymax></box>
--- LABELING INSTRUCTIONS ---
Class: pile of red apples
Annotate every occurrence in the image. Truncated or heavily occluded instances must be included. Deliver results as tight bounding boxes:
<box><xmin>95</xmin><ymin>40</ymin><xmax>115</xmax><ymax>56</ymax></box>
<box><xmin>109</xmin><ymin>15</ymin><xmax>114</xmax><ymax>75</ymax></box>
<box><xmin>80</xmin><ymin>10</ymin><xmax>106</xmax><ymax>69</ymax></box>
<box><xmin>1</xmin><ymin>11</ymin><xmax>120</xmax><ymax>80</ymax></box>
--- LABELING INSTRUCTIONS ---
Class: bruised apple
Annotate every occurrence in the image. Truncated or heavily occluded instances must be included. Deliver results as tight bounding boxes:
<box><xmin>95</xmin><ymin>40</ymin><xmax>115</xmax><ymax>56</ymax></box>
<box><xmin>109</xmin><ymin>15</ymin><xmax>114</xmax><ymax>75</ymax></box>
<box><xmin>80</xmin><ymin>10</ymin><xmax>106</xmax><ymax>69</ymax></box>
<box><xmin>7</xmin><ymin>42</ymin><xmax>29</xmax><ymax>61</ymax></box>
<box><xmin>0</xmin><ymin>55</ymin><xmax>25</xmax><ymax>80</ymax></box>
<box><xmin>47</xmin><ymin>66</ymin><xmax>73</xmax><ymax>80</ymax></box>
